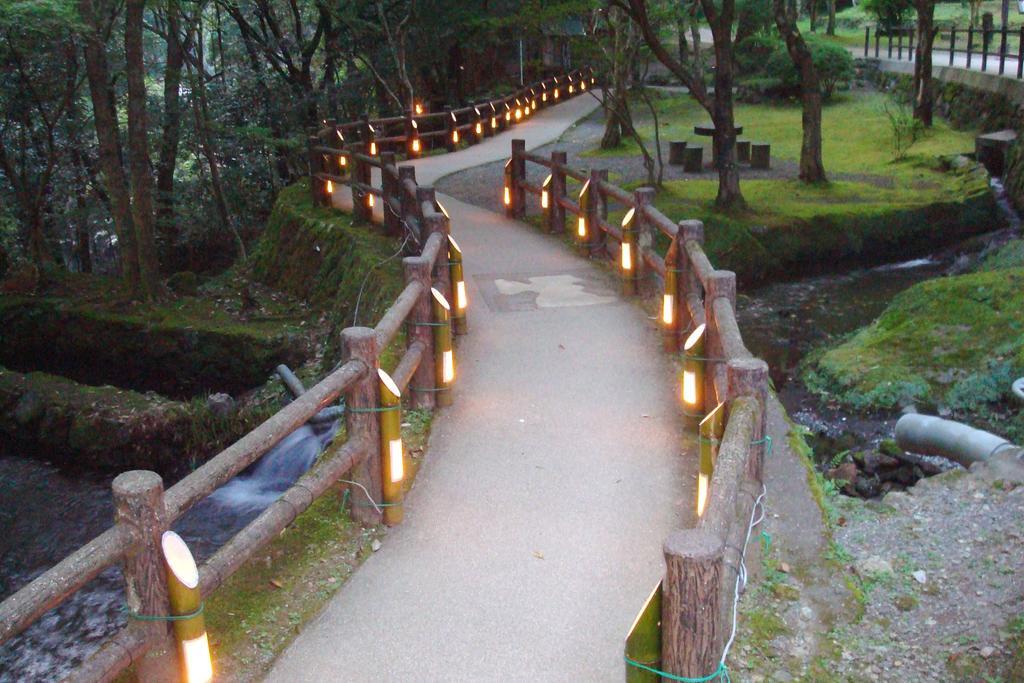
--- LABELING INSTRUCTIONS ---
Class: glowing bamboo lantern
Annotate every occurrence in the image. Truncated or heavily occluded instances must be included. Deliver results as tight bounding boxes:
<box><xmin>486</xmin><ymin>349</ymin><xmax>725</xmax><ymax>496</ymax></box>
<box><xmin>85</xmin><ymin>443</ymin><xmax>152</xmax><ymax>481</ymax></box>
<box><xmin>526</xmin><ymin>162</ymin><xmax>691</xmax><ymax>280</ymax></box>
<box><xmin>431</xmin><ymin>288</ymin><xmax>455</xmax><ymax>407</ymax></box>
<box><xmin>409</xmin><ymin>119</ymin><xmax>421</xmax><ymax>157</ymax></box>
<box><xmin>503</xmin><ymin>158</ymin><xmax>513</xmax><ymax>210</ymax></box>
<box><xmin>662</xmin><ymin>238</ymin><xmax>680</xmax><ymax>350</ymax></box>
<box><xmin>378</xmin><ymin>368</ymin><xmax>405</xmax><ymax>526</ymax></box>
<box><xmin>448</xmin><ymin>235</ymin><xmax>468</xmax><ymax>335</ymax></box>
<box><xmin>697</xmin><ymin>403</ymin><xmax>725</xmax><ymax>517</ymax></box>
<box><xmin>620</xmin><ymin>207</ymin><xmax>638</xmax><ymax>295</ymax></box>
<box><xmin>161</xmin><ymin>531</ymin><xmax>212</xmax><ymax>683</ymax></box>
<box><xmin>682</xmin><ymin>323</ymin><xmax>707</xmax><ymax>419</ymax></box>
<box><xmin>414</xmin><ymin>101</ymin><xmax>424</xmax><ymax>115</ymax></box>
<box><xmin>576</xmin><ymin>179</ymin><xmax>591</xmax><ymax>242</ymax></box>
<box><xmin>541</xmin><ymin>174</ymin><xmax>552</xmax><ymax>215</ymax></box>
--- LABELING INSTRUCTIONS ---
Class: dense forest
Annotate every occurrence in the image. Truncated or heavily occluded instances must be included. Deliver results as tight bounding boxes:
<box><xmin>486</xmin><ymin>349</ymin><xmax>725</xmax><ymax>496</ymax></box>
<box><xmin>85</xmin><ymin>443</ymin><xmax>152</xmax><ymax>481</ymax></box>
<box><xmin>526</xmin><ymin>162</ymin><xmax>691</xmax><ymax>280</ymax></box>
<box><xmin>0</xmin><ymin>0</ymin><xmax>590</xmax><ymax>294</ymax></box>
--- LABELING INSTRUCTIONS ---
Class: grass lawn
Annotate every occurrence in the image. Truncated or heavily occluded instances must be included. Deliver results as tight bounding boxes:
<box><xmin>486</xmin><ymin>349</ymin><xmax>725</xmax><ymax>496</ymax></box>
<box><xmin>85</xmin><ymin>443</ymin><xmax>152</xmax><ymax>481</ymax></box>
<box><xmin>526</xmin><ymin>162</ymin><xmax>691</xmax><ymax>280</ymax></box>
<box><xmin>587</xmin><ymin>91</ymin><xmax>993</xmax><ymax>281</ymax></box>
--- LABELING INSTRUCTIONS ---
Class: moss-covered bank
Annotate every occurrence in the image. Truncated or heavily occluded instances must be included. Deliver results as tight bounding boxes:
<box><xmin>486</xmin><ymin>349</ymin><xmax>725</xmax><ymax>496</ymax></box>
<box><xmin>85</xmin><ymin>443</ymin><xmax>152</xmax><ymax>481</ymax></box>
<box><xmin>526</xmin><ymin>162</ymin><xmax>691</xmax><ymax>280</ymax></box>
<box><xmin>804</xmin><ymin>240</ymin><xmax>1024</xmax><ymax>441</ymax></box>
<box><xmin>250</xmin><ymin>181</ymin><xmax>404</xmax><ymax>353</ymax></box>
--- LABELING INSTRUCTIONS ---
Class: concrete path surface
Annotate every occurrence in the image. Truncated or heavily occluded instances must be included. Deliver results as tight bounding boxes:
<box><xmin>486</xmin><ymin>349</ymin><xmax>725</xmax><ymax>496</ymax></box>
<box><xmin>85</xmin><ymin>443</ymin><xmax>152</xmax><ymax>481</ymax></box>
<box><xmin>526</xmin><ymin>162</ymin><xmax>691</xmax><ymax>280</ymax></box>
<box><xmin>268</xmin><ymin>94</ymin><xmax>695</xmax><ymax>680</ymax></box>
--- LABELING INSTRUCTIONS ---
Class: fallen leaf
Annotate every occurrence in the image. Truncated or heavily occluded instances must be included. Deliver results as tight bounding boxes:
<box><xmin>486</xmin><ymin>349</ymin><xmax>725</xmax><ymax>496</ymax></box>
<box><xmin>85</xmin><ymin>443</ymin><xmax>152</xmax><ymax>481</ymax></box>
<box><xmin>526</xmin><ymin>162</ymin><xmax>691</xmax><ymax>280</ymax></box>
<box><xmin>532</xmin><ymin>550</ymin><xmax>544</xmax><ymax>560</ymax></box>
<box><xmin>269</xmin><ymin>579</ymin><xmax>283</xmax><ymax>589</ymax></box>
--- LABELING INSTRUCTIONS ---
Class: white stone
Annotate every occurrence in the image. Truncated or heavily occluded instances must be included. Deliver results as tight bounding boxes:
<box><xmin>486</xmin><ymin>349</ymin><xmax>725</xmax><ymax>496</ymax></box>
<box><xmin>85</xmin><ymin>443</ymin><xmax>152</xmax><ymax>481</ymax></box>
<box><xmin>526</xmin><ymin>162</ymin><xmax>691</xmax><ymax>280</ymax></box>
<box><xmin>912</xmin><ymin>570</ymin><xmax>927</xmax><ymax>585</ymax></box>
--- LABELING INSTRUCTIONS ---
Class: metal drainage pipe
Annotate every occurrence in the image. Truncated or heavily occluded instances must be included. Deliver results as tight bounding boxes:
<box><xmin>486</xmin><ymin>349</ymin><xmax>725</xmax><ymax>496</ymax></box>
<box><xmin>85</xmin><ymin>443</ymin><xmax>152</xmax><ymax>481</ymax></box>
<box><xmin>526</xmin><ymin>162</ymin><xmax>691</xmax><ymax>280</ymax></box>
<box><xmin>895</xmin><ymin>414</ymin><xmax>1018</xmax><ymax>467</ymax></box>
<box><xmin>276</xmin><ymin>364</ymin><xmax>345</xmax><ymax>425</ymax></box>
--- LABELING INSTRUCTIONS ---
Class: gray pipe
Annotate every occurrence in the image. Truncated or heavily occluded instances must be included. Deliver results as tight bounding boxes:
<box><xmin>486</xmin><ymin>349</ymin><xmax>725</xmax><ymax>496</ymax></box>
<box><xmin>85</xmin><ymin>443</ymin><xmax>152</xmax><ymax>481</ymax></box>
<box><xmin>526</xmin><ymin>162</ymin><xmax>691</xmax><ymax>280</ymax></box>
<box><xmin>275</xmin><ymin>364</ymin><xmax>344</xmax><ymax>424</ymax></box>
<box><xmin>895</xmin><ymin>414</ymin><xmax>1016</xmax><ymax>467</ymax></box>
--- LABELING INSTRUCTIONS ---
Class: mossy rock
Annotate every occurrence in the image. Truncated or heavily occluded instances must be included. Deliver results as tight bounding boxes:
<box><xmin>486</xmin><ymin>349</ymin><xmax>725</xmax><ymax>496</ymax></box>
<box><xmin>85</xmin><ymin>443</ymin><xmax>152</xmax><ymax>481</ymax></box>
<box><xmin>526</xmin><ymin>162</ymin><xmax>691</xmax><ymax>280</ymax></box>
<box><xmin>804</xmin><ymin>268</ymin><xmax>1024</xmax><ymax>436</ymax></box>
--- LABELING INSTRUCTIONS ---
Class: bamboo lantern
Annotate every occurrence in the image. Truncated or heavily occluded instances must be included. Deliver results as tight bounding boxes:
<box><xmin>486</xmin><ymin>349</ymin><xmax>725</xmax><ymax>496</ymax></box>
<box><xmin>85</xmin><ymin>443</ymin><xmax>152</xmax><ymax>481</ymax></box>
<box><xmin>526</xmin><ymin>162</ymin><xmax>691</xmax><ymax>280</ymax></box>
<box><xmin>541</xmin><ymin>174</ymin><xmax>553</xmax><ymax>218</ymax></box>
<box><xmin>503</xmin><ymin>159</ymin><xmax>513</xmax><ymax>211</ymax></box>
<box><xmin>161</xmin><ymin>531</ymin><xmax>212</xmax><ymax>683</ymax></box>
<box><xmin>448</xmin><ymin>235</ymin><xmax>468</xmax><ymax>335</ymax></box>
<box><xmin>576</xmin><ymin>180</ymin><xmax>591</xmax><ymax>243</ymax></box>
<box><xmin>431</xmin><ymin>288</ymin><xmax>455</xmax><ymax>407</ymax></box>
<box><xmin>620</xmin><ymin>207</ymin><xmax>638</xmax><ymax>295</ymax></box>
<box><xmin>409</xmin><ymin>119</ymin><xmax>421</xmax><ymax>157</ymax></box>
<box><xmin>378</xmin><ymin>369</ymin><xmax>405</xmax><ymax>526</ymax></box>
<box><xmin>697</xmin><ymin>403</ymin><xmax>725</xmax><ymax>517</ymax></box>
<box><xmin>682</xmin><ymin>323</ymin><xmax>707</xmax><ymax>419</ymax></box>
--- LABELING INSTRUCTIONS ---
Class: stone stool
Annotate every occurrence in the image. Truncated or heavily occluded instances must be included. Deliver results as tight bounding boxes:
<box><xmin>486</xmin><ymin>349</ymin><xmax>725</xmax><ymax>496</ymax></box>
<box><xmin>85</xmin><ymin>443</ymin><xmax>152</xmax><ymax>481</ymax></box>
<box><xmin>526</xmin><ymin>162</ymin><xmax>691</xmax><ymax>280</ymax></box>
<box><xmin>751</xmin><ymin>143</ymin><xmax>771</xmax><ymax>170</ymax></box>
<box><xmin>736</xmin><ymin>139</ymin><xmax>751</xmax><ymax>163</ymax></box>
<box><xmin>683</xmin><ymin>145</ymin><xmax>703</xmax><ymax>173</ymax></box>
<box><xmin>669</xmin><ymin>141</ymin><xmax>688</xmax><ymax>166</ymax></box>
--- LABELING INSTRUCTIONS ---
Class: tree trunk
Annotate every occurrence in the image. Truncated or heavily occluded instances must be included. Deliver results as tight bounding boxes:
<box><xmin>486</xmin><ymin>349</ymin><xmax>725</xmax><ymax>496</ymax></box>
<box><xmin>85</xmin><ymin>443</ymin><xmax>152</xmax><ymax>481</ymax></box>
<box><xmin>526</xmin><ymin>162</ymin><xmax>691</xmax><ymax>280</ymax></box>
<box><xmin>709</xmin><ymin>24</ymin><xmax>745</xmax><ymax>208</ymax></box>
<box><xmin>827</xmin><ymin>0</ymin><xmax>837</xmax><ymax>35</ymax></box>
<box><xmin>156</xmin><ymin>0</ymin><xmax>186</xmax><ymax>262</ymax></box>
<box><xmin>809</xmin><ymin>0</ymin><xmax>819</xmax><ymax>31</ymax></box>
<box><xmin>125</xmin><ymin>0</ymin><xmax>161</xmax><ymax>297</ymax></box>
<box><xmin>913</xmin><ymin>0</ymin><xmax>935</xmax><ymax>127</ymax></box>
<box><xmin>78</xmin><ymin>0</ymin><xmax>141</xmax><ymax>289</ymax></box>
<box><xmin>774</xmin><ymin>0</ymin><xmax>827</xmax><ymax>183</ymax></box>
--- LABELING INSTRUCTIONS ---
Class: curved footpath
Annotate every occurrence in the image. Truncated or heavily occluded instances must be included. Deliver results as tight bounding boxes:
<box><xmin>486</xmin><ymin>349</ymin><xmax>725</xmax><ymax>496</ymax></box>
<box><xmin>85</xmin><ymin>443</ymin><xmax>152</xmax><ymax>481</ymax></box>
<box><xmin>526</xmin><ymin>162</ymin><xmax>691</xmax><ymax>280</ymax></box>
<box><xmin>267</xmin><ymin>93</ymin><xmax>696</xmax><ymax>680</ymax></box>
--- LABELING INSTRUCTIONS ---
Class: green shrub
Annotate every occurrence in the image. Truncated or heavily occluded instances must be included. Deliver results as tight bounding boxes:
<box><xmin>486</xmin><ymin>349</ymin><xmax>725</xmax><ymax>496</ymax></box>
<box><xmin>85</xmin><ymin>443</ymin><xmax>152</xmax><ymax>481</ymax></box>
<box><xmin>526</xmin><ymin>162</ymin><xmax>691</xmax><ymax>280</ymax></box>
<box><xmin>862</xmin><ymin>0</ymin><xmax>915</xmax><ymax>29</ymax></box>
<box><xmin>763</xmin><ymin>38</ymin><xmax>855</xmax><ymax>100</ymax></box>
<box><xmin>736</xmin><ymin>34</ymin><xmax>784</xmax><ymax>76</ymax></box>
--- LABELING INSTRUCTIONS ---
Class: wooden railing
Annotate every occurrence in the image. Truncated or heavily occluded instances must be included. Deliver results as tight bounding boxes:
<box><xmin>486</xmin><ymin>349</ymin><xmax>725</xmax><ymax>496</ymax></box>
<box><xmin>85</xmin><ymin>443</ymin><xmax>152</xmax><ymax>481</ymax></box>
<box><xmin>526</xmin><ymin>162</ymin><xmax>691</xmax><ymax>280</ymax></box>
<box><xmin>306</xmin><ymin>67</ymin><xmax>596</xmax><ymax>246</ymax></box>
<box><xmin>0</xmin><ymin>144</ymin><xmax>464</xmax><ymax>683</ymax></box>
<box><xmin>865</xmin><ymin>24</ymin><xmax>1024</xmax><ymax>79</ymax></box>
<box><xmin>509</xmin><ymin>142</ymin><xmax>770</xmax><ymax>680</ymax></box>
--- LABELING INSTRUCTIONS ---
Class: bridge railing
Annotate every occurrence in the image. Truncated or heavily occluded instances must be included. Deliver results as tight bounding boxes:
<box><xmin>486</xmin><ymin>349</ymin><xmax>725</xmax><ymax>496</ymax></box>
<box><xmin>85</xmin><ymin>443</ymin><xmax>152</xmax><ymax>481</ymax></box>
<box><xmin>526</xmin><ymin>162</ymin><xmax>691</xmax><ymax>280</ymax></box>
<box><xmin>0</xmin><ymin>140</ymin><xmax>467</xmax><ymax>683</ymax></box>
<box><xmin>510</xmin><ymin>142</ymin><xmax>770</xmax><ymax>680</ymax></box>
<box><xmin>864</xmin><ymin>24</ymin><xmax>1024</xmax><ymax>79</ymax></box>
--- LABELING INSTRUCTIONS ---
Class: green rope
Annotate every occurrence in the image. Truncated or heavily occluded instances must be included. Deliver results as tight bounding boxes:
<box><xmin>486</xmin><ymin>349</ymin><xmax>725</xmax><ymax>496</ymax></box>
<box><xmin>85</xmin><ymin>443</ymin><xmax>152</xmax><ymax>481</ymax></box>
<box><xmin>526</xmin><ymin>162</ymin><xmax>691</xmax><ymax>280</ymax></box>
<box><xmin>410</xmin><ymin>386</ymin><xmax>450</xmax><ymax>393</ymax></box>
<box><xmin>124</xmin><ymin>602</ymin><xmax>204</xmax><ymax>622</ymax></box>
<box><xmin>751</xmin><ymin>435</ymin><xmax>773</xmax><ymax>456</ymax></box>
<box><xmin>347</xmin><ymin>405</ymin><xmax>400</xmax><ymax>414</ymax></box>
<box><xmin>682</xmin><ymin>354</ymin><xmax>729</xmax><ymax>364</ymax></box>
<box><xmin>761</xmin><ymin>530</ymin><xmax>772</xmax><ymax>550</ymax></box>
<box><xmin>698</xmin><ymin>435</ymin><xmax>721</xmax><ymax>445</ymax></box>
<box><xmin>341</xmin><ymin>488</ymin><xmax>401</xmax><ymax>510</ymax></box>
<box><xmin>408</xmin><ymin>321</ymin><xmax>450</xmax><ymax>328</ymax></box>
<box><xmin>623</xmin><ymin>656</ymin><xmax>730</xmax><ymax>682</ymax></box>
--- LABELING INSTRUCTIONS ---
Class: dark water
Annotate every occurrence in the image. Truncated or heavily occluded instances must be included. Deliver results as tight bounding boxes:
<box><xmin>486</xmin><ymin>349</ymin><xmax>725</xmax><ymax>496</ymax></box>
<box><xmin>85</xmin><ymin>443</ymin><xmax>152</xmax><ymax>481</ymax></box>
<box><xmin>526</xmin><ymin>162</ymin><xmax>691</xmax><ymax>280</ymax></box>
<box><xmin>0</xmin><ymin>422</ymin><xmax>336</xmax><ymax>682</ymax></box>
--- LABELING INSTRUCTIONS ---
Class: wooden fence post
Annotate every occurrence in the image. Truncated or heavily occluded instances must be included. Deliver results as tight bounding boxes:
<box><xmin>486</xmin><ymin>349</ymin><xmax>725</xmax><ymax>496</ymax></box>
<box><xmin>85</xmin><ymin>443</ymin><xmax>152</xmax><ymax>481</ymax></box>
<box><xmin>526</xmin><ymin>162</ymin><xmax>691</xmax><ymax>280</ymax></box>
<box><xmin>727</xmin><ymin>358</ymin><xmax>770</xmax><ymax>484</ymax></box>
<box><xmin>510</xmin><ymin>139</ymin><xmax>527</xmax><ymax>220</ymax></box>
<box><xmin>398</xmin><ymin>166</ymin><xmax>418</xmax><ymax>238</ymax></box>
<box><xmin>549</xmin><ymin>151</ymin><xmax>567</xmax><ymax>233</ymax></box>
<box><xmin>703</xmin><ymin>270</ymin><xmax>736</xmax><ymax>407</ymax></box>
<box><xmin>633</xmin><ymin>187</ymin><xmax>656</xmax><ymax>294</ymax></box>
<box><xmin>588</xmin><ymin>169</ymin><xmax>609</xmax><ymax>257</ymax></box>
<box><xmin>352</xmin><ymin>144</ymin><xmax>372</xmax><ymax>224</ymax></box>
<box><xmin>307</xmin><ymin>136</ymin><xmax>322</xmax><ymax>207</ymax></box>
<box><xmin>403</xmin><ymin>256</ymin><xmax>436</xmax><ymax>410</ymax></box>
<box><xmin>380</xmin><ymin>152</ymin><xmax>402</xmax><ymax>237</ymax></box>
<box><xmin>679</xmin><ymin>219</ymin><xmax>705</xmax><ymax>335</ymax></box>
<box><xmin>112</xmin><ymin>471</ymin><xmax>177</xmax><ymax>682</ymax></box>
<box><xmin>662</xmin><ymin>529</ymin><xmax>725</xmax><ymax>680</ymax></box>
<box><xmin>342</xmin><ymin>327</ymin><xmax>382</xmax><ymax>526</ymax></box>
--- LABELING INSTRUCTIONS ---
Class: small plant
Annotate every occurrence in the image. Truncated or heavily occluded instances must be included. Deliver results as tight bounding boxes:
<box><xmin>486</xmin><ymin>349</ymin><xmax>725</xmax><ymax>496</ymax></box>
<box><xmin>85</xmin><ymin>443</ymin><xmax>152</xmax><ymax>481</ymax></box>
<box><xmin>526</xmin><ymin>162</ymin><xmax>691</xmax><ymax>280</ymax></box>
<box><xmin>882</xmin><ymin>99</ymin><xmax>924</xmax><ymax>161</ymax></box>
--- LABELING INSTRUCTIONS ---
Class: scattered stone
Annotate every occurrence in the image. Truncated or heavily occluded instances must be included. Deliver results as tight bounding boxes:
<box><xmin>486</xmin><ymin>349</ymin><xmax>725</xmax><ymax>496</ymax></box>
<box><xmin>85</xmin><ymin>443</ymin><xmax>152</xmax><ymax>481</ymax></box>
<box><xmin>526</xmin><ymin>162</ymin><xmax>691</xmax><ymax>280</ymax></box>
<box><xmin>207</xmin><ymin>392</ymin><xmax>236</xmax><ymax>417</ymax></box>
<box><xmin>857</xmin><ymin>556</ymin><xmax>894</xmax><ymax>576</ymax></box>
<box><xmin>979</xmin><ymin>646</ymin><xmax>995</xmax><ymax>658</ymax></box>
<box><xmin>912</xmin><ymin>570</ymin><xmax>927</xmax><ymax>585</ymax></box>
<box><xmin>370</xmin><ymin>539</ymin><xmax>382</xmax><ymax>552</ymax></box>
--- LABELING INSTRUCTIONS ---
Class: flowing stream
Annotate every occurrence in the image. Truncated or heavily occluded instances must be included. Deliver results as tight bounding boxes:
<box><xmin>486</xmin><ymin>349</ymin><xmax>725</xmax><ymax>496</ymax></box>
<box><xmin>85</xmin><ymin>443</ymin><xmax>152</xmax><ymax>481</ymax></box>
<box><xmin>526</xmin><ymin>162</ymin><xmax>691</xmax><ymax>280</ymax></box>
<box><xmin>1</xmin><ymin>179</ymin><xmax>1020</xmax><ymax>680</ymax></box>
<box><xmin>0</xmin><ymin>422</ymin><xmax>337</xmax><ymax>682</ymax></box>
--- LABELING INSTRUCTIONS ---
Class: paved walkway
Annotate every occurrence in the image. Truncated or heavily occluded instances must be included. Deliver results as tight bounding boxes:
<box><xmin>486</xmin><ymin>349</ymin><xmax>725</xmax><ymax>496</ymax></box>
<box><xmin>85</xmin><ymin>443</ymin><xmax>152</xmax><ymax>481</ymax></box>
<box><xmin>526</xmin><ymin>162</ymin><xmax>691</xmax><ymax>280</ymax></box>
<box><xmin>268</xmin><ymin>93</ymin><xmax>695</xmax><ymax>680</ymax></box>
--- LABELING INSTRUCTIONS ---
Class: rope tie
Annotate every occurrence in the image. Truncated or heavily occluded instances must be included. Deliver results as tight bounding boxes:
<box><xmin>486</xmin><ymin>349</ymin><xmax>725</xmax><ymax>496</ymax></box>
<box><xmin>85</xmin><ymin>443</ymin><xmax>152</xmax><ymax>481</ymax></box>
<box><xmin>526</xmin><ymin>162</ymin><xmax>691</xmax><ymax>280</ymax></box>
<box><xmin>623</xmin><ymin>658</ymin><xmax>731</xmax><ymax>682</ymax></box>
<box><xmin>124</xmin><ymin>602</ymin><xmax>204</xmax><ymax>622</ymax></box>
<box><xmin>347</xmin><ymin>405</ymin><xmax>400</xmax><ymax>414</ymax></box>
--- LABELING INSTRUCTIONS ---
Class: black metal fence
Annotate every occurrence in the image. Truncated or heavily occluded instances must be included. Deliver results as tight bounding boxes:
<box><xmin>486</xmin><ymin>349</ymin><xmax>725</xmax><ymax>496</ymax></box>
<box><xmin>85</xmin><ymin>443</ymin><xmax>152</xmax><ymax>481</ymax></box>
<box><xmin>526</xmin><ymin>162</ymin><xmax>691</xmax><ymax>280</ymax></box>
<box><xmin>864</xmin><ymin>25</ymin><xmax>1024</xmax><ymax>79</ymax></box>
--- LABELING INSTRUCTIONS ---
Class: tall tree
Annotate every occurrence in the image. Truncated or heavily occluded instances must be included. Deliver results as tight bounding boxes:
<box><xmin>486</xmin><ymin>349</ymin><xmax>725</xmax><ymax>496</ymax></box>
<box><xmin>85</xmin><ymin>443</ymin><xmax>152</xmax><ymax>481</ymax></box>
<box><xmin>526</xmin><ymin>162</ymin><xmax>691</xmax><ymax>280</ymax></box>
<box><xmin>773</xmin><ymin>0</ymin><xmax>827</xmax><ymax>182</ymax></box>
<box><xmin>124</xmin><ymin>0</ymin><xmax>161</xmax><ymax>296</ymax></box>
<box><xmin>912</xmin><ymin>0</ymin><xmax>935</xmax><ymax>127</ymax></box>
<box><xmin>621</xmin><ymin>0</ymin><xmax>746</xmax><ymax>208</ymax></box>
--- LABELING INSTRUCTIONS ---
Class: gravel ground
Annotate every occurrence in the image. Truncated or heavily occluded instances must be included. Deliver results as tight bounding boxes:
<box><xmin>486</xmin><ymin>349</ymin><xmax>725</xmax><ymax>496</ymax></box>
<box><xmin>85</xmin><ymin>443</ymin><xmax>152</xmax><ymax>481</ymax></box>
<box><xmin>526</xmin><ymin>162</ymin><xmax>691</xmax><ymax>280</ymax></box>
<box><xmin>731</xmin><ymin>453</ymin><xmax>1024</xmax><ymax>682</ymax></box>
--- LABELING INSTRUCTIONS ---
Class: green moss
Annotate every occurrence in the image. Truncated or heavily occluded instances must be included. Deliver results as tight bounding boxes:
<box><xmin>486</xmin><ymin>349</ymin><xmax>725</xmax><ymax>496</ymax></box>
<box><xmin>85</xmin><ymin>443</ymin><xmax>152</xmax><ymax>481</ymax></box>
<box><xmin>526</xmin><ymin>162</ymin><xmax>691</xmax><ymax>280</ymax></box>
<box><xmin>250</xmin><ymin>181</ymin><xmax>405</xmax><ymax>363</ymax></box>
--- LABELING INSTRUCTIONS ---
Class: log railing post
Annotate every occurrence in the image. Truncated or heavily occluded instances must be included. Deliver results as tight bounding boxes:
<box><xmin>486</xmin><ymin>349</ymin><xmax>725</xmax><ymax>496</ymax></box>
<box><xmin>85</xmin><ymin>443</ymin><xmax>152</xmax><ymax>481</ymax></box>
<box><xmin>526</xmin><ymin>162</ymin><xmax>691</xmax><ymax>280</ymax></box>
<box><xmin>307</xmin><ymin>136</ymin><xmax>322</xmax><ymax>207</ymax></box>
<box><xmin>380</xmin><ymin>152</ymin><xmax>401</xmax><ymax>237</ymax></box>
<box><xmin>398</xmin><ymin>166</ymin><xmax>417</xmax><ymax>232</ymax></box>
<box><xmin>112</xmin><ymin>471</ymin><xmax>177</xmax><ymax>682</ymax></box>
<box><xmin>403</xmin><ymin>256</ymin><xmax>436</xmax><ymax>410</ymax></box>
<box><xmin>510</xmin><ymin>139</ymin><xmax>527</xmax><ymax>220</ymax></box>
<box><xmin>351</xmin><ymin>145</ymin><xmax>372</xmax><ymax>224</ymax></box>
<box><xmin>549</xmin><ymin>151</ymin><xmax>567</xmax><ymax>233</ymax></box>
<box><xmin>727</xmin><ymin>358</ymin><xmax>770</xmax><ymax>484</ymax></box>
<box><xmin>679</xmin><ymin>219</ymin><xmax>705</xmax><ymax>334</ymax></box>
<box><xmin>662</xmin><ymin>529</ymin><xmax>725</xmax><ymax>680</ymax></box>
<box><xmin>703</xmin><ymin>270</ymin><xmax>736</xmax><ymax>407</ymax></box>
<box><xmin>418</xmin><ymin>187</ymin><xmax>453</xmax><ymax>301</ymax></box>
<box><xmin>341</xmin><ymin>327</ymin><xmax>382</xmax><ymax>526</ymax></box>
<box><xmin>633</xmin><ymin>187</ymin><xmax>656</xmax><ymax>294</ymax></box>
<box><xmin>589</xmin><ymin>169</ymin><xmax>609</xmax><ymax>257</ymax></box>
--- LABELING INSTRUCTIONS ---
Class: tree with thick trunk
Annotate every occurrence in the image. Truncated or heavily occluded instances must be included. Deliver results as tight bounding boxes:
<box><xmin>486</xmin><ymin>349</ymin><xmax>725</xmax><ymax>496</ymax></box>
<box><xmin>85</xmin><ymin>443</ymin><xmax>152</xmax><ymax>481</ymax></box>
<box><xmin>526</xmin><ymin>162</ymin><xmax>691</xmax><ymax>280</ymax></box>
<box><xmin>125</xmin><ymin>0</ymin><xmax>162</xmax><ymax>297</ymax></box>
<box><xmin>773</xmin><ymin>0</ymin><xmax>827</xmax><ymax>182</ymax></box>
<box><xmin>621</xmin><ymin>0</ymin><xmax>745</xmax><ymax>208</ymax></box>
<box><xmin>912</xmin><ymin>0</ymin><xmax>936</xmax><ymax>127</ymax></box>
<box><xmin>155</xmin><ymin>0</ymin><xmax>188</xmax><ymax>260</ymax></box>
<box><xmin>78</xmin><ymin>0</ymin><xmax>142</xmax><ymax>287</ymax></box>
<box><xmin>826</xmin><ymin>0</ymin><xmax>836</xmax><ymax>35</ymax></box>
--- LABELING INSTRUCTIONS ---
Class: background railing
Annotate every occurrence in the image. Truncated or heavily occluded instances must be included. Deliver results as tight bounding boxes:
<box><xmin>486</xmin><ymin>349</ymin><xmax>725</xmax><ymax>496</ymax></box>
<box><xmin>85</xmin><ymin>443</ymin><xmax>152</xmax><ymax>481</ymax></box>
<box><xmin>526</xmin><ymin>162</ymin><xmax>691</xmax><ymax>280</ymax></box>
<box><xmin>0</xmin><ymin>127</ymin><xmax>465</xmax><ymax>683</ymax></box>
<box><xmin>509</xmin><ymin>143</ymin><xmax>770</xmax><ymax>680</ymax></box>
<box><xmin>864</xmin><ymin>24</ymin><xmax>1024</xmax><ymax>79</ymax></box>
